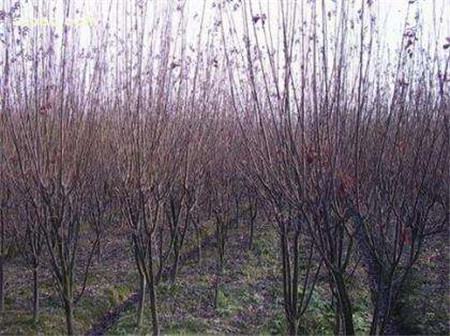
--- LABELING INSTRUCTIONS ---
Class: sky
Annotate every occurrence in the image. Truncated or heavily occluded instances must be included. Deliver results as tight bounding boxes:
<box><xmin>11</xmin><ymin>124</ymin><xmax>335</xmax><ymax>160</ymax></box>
<box><xmin>1</xmin><ymin>0</ymin><xmax>448</xmax><ymax>110</ymax></box>
<box><xmin>1</xmin><ymin>0</ymin><xmax>449</xmax><ymax>89</ymax></box>
<box><xmin>6</xmin><ymin>0</ymin><xmax>449</xmax><ymax>51</ymax></box>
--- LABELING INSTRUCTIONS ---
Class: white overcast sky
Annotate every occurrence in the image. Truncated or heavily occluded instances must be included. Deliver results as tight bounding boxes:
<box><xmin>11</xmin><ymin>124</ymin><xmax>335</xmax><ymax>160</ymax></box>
<box><xmin>9</xmin><ymin>0</ymin><xmax>450</xmax><ymax>47</ymax></box>
<box><xmin>2</xmin><ymin>0</ymin><xmax>449</xmax><ymax>79</ymax></box>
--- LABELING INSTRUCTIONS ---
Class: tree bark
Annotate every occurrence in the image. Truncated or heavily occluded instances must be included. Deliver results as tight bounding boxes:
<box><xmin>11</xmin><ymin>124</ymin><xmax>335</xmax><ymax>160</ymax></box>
<box><xmin>0</xmin><ymin>208</ymin><xmax>4</xmax><ymax>314</ymax></box>
<box><xmin>63</xmin><ymin>297</ymin><xmax>74</xmax><ymax>336</ymax></box>
<box><xmin>96</xmin><ymin>241</ymin><xmax>102</xmax><ymax>263</ymax></box>
<box><xmin>334</xmin><ymin>301</ymin><xmax>341</xmax><ymax>336</ymax></box>
<box><xmin>32</xmin><ymin>266</ymin><xmax>39</xmax><ymax>323</ymax></box>
<box><xmin>334</xmin><ymin>272</ymin><xmax>355</xmax><ymax>335</ymax></box>
<box><xmin>147</xmin><ymin>239</ymin><xmax>159</xmax><ymax>336</ymax></box>
<box><xmin>171</xmin><ymin>250</ymin><xmax>180</xmax><ymax>283</ymax></box>
<box><xmin>170</xmin><ymin>234</ymin><xmax>180</xmax><ymax>283</ymax></box>
<box><xmin>171</xmin><ymin>213</ymin><xmax>190</xmax><ymax>283</ymax></box>
<box><xmin>287</xmin><ymin>318</ymin><xmax>299</xmax><ymax>336</ymax></box>
<box><xmin>213</xmin><ymin>280</ymin><xmax>219</xmax><ymax>309</ymax></box>
<box><xmin>248</xmin><ymin>197</ymin><xmax>257</xmax><ymax>250</ymax></box>
<box><xmin>136</xmin><ymin>273</ymin><xmax>146</xmax><ymax>329</ymax></box>
<box><xmin>234</xmin><ymin>198</ymin><xmax>240</xmax><ymax>229</ymax></box>
<box><xmin>249</xmin><ymin>217</ymin><xmax>254</xmax><ymax>250</ymax></box>
<box><xmin>193</xmin><ymin>219</ymin><xmax>202</xmax><ymax>265</ymax></box>
<box><xmin>352</xmin><ymin>212</ymin><xmax>399</xmax><ymax>335</ymax></box>
<box><xmin>0</xmin><ymin>255</ymin><xmax>4</xmax><ymax>314</ymax></box>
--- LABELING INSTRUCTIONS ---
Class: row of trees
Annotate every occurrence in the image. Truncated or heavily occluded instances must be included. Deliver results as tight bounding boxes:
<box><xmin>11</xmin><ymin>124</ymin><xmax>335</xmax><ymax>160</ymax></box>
<box><xmin>0</xmin><ymin>0</ymin><xmax>448</xmax><ymax>335</ymax></box>
<box><xmin>223</xmin><ymin>1</ymin><xmax>449</xmax><ymax>334</ymax></box>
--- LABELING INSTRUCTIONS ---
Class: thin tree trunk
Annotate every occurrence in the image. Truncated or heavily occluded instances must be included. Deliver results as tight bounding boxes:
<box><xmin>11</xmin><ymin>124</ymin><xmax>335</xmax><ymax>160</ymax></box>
<box><xmin>171</xmin><ymin>244</ymin><xmax>180</xmax><ymax>283</ymax></box>
<box><xmin>0</xmin><ymin>255</ymin><xmax>4</xmax><ymax>314</ymax></box>
<box><xmin>63</xmin><ymin>297</ymin><xmax>74</xmax><ymax>336</ymax></box>
<box><xmin>281</xmin><ymin>232</ymin><xmax>297</xmax><ymax>336</ymax></box>
<box><xmin>334</xmin><ymin>272</ymin><xmax>355</xmax><ymax>335</ymax></box>
<box><xmin>249</xmin><ymin>217</ymin><xmax>254</xmax><ymax>250</ymax></box>
<box><xmin>156</xmin><ymin>227</ymin><xmax>164</xmax><ymax>283</ymax></box>
<box><xmin>287</xmin><ymin>318</ymin><xmax>299</xmax><ymax>336</ymax></box>
<box><xmin>248</xmin><ymin>197</ymin><xmax>257</xmax><ymax>250</ymax></box>
<box><xmin>214</xmin><ymin>250</ymin><xmax>223</xmax><ymax>311</ymax></box>
<box><xmin>136</xmin><ymin>273</ymin><xmax>146</xmax><ymax>329</ymax></box>
<box><xmin>234</xmin><ymin>198</ymin><xmax>239</xmax><ymax>229</ymax></box>
<box><xmin>96</xmin><ymin>241</ymin><xmax>102</xmax><ymax>263</ymax></box>
<box><xmin>171</xmin><ymin>213</ymin><xmax>190</xmax><ymax>282</ymax></box>
<box><xmin>194</xmin><ymin>219</ymin><xmax>202</xmax><ymax>265</ymax></box>
<box><xmin>373</xmin><ymin>283</ymin><xmax>401</xmax><ymax>336</ymax></box>
<box><xmin>155</xmin><ymin>260</ymin><xmax>163</xmax><ymax>285</ymax></box>
<box><xmin>334</xmin><ymin>301</ymin><xmax>342</xmax><ymax>336</ymax></box>
<box><xmin>32</xmin><ymin>266</ymin><xmax>39</xmax><ymax>323</ymax></box>
<box><xmin>0</xmin><ymin>208</ymin><xmax>4</xmax><ymax>314</ymax></box>
<box><xmin>170</xmin><ymin>229</ymin><xmax>179</xmax><ymax>283</ymax></box>
<box><xmin>352</xmin><ymin>212</ymin><xmax>399</xmax><ymax>335</ymax></box>
<box><xmin>147</xmin><ymin>240</ymin><xmax>159</xmax><ymax>336</ymax></box>
<box><xmin>213</xmin><ymin>279</ymin><xmax>219</xmax><ymax>309</ymax></box>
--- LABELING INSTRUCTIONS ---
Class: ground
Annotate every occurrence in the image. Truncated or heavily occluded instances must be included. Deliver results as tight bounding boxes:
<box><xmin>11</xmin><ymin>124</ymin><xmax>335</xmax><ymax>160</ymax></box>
<box><xmin>0</xmin><ymin>223</ymin><xmax>448</xmax><ymax>335</ymax></box>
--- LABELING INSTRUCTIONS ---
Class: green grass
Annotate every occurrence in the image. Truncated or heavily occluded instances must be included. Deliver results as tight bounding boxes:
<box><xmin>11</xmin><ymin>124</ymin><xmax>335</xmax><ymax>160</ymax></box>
<box><xmin>395</xmin><ymin>264</ymin><xmax>449</xmax><ymax>335</ymax></box>
<box><xmin>215</xmin><ymin>287</ymin><xmax>241</xmax><ymax>317</ymax></box>
<box><xmin>164</xmin><ymin>317</ymin><xmax>210</xmax><ymax>335</ymax></box>
<box><xmin>6</xmin><ymin>223</ymin><xmax>441</xmax><ymax>336</ymax></box>
<box><xmin>261</xmin><ymin>311</ymin><xmax>286</xmax><ymax>335</ymax></box>
<box><xmin>0</xmin><ymin>268</ymin><xmax>138</xmax><ymax>336</ymax></box>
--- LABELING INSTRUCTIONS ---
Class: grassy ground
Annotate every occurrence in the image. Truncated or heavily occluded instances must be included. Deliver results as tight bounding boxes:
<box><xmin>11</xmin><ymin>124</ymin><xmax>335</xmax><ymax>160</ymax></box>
<box><xmin>0</xmin><ymin>233</ymin><xmax>138</xmax><ymax>335</ymax></box>
<box><xmin>108</xmin><ymin>226</ymin><xmax>281</xmax><ymax>335</ymax></box>
<box><xmin>0</xmin><ymin>223</ymin><xmax>447</xmax><ymax>335</ymax></box>
<box><xmin>395</xmin><ymin>230</ymin><xmax>449</xmax><ymax>335</ymax></box>
<box><xmin>107</xmin><ymin>224</ymin><xmax>372</xmax><ymax>335</ymax></box>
